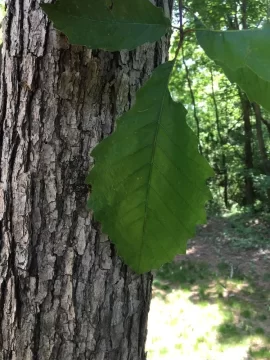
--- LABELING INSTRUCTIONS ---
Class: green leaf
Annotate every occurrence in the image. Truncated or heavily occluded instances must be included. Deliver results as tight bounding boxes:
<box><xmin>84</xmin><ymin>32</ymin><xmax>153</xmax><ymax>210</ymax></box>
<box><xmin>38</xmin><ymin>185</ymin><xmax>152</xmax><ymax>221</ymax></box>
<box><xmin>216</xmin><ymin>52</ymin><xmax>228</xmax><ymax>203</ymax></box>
<box><xmin>42</xmin><ymin>0</ymin><xmax>170</xmax><ymax>51</ymax></box>
<box><xmin>87</xmin><ymin>61</ymin><xmax>213</xmax><ymax>273</ymax></box>
<box><xmin>196</xmin><ymin>25</ymin><xmax>270</xmax><ymax>111</ymax></box>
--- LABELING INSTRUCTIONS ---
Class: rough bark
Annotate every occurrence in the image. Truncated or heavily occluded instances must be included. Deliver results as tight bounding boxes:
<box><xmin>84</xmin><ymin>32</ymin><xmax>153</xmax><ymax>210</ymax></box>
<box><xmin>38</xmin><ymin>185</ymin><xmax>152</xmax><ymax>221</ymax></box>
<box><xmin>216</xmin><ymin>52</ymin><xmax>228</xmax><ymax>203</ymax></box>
<box><xmin>0</xmin><ymin>1</ymin><xmax>172</xmax><ymax>359</ymax></box>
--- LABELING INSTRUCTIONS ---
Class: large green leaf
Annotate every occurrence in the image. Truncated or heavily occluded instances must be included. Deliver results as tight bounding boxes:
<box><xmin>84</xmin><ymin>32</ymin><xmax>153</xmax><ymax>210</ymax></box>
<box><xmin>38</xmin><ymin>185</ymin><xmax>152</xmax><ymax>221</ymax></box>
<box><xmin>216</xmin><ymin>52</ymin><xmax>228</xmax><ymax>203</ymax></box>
<box><xmin>196</xmin><ymin>26</ymin><xmax>270</xmax><ymax>111</ymax></box>
<box><xmin>42</xmin><ymin>0</ymin><xmax>170</xmax><ymax>51</ymax></box>
<box><xmin>87</xmin><ymin>61</ymin><xmax>213</xmax><ymax>273</ymax></box>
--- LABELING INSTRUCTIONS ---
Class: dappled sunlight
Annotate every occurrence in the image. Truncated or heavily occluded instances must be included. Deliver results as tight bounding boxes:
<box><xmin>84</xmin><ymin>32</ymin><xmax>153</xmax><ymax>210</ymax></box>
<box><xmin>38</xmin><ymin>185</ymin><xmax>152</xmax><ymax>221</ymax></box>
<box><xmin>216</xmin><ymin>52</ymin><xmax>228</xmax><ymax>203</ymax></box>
<box><xmin>188</xmin><ymin>279</ymin><xmax>251</xmax><ymax>304</ymax></box>
<box><xmin>146</xmin><ymin>286</ymin><xmax>257</xmax><ymax>360</ymax></box>
<box><xmin>146</xmin><ymin>245</ymin><xmax>270</xmax><ymax>360</ymax></box>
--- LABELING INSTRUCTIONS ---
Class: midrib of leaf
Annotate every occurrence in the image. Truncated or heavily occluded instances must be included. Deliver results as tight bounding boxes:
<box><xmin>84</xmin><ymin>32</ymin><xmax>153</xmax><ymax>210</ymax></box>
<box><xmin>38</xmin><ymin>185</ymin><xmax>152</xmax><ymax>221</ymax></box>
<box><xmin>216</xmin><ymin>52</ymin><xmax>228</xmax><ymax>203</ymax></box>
<box><xmin>152</xmin><ymin>161</ymin><xmax>202</xmax><ymax>222</ymax></box>
<box><xmin>54</xmin><ymin>13</ymin><xmax>167</xmax><ymax>27</ymax></box>
<box><xmin>230</xmin><ymin>62</ymin><xmax>268</xmax><ymax>83</ymax></box>
<box><xmin>214</xmin><ymin>55</ymin><xmax>267</xmax><ymax>82</ymax></box>
<box><xmin>139</xmin><ymin>86</ymin><xmax>168</xmax><ymax>270</ymax></box>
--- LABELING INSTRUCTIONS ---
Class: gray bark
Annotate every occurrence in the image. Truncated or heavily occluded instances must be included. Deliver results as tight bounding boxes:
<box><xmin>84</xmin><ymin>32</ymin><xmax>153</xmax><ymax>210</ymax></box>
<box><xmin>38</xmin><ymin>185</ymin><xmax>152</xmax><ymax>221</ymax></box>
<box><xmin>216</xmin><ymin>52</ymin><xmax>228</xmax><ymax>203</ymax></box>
<box><xmin>0</xmin><ymin>1</ymin><xmax>172</xmax><ymax>359</ymax></box>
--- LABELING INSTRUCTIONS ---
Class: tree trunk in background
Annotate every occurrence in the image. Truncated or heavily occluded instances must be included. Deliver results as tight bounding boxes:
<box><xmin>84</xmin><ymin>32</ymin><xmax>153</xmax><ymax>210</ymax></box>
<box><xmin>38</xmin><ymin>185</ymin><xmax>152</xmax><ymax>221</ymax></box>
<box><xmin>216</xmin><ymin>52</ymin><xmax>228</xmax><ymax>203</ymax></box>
<box><xmin>253</xmin><ymin>103</ymin><xmax>270</xmax><ymax>204</ymax></box>
<box><xmin>239</xmin><ymin>92</ymin><xmax>255</xmax><ymax>206</ymax></box>
<box><xmin>0</xmin><ymin>1</ymin><xmax>172</xmax><ymax>359</ymax></box>
<box><xmin>260</xmin><ymin>116</ymin><xmax>270</xmax><ymax>137</ymax></box>
<box><xmin>182</xmin><ymin>53</ymin><xmax>202</xmax><ymax>155</ymax></box>
<box><xmin>210</xmin><ymin>67</ymin><xmax>229</xmax><ymax>208</ymax></box>
<box><xmin>221</xmin><ymin>154</ymin><xmax>229</xmax><ymax>209</ymax></box>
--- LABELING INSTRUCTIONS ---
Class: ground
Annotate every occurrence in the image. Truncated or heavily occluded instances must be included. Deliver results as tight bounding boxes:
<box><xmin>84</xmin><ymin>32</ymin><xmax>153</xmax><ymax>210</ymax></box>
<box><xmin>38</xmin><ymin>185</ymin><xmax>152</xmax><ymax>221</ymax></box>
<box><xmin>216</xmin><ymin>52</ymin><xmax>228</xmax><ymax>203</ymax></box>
<box><xmin>146</xmin><ymin>212</ymin><xmax>270</xmax><ymax>360</ymax></box>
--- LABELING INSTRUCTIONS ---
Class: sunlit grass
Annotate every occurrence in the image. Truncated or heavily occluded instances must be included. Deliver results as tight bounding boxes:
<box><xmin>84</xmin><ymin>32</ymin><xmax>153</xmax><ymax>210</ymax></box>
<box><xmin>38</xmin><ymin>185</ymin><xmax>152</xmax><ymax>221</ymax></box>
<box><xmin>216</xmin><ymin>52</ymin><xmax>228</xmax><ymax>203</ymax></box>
<box><xmin>146</xmin><ymin>260</ymin><xmax>270</xmax><ymax>360</ymax></box>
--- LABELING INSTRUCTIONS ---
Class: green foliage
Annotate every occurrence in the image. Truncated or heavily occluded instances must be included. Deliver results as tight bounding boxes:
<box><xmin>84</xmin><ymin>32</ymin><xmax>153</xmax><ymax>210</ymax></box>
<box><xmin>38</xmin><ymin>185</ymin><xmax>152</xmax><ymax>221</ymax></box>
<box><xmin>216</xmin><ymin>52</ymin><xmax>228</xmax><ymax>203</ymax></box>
<box><xmin>42</xmin><ymin>0</ymin><xmax>170</xmax><ymax>51</ymax></box>
<box><xmin>171</xmin><ymin>0</ymin><xmax>270</xmax><ymax>214</ymax></box>
<box><xmin>249</xmin><ymin>347</ymin><xmax>270</xmax><ymax>359</ymax></box>
<box><xmin>170</xmin><ymin>35</ymin><xmax>246</xmax><ymax>212</ymax></box>
<box><xmin>87</xmin><ymin>62</ymin><xmax>213</xmax><ymax>273</ymax></box>
<box><xmin>223</xmin><ymin>212</ymin><xmax>270</xmax><ymax>250</ymax></box>
<box><xmin>196</xmin><ymin>26</ymin><xmax>270</xmax><ymax>111</ymax></box>
<box><xmin>155</xmin><ymin>259</ymin><xmax>212</xmax><ymax>285</ymax></box>
<box><xmin>186</xmin><ymin>0</ymin><xmax>267</xmax><ymax>30</ymax></box>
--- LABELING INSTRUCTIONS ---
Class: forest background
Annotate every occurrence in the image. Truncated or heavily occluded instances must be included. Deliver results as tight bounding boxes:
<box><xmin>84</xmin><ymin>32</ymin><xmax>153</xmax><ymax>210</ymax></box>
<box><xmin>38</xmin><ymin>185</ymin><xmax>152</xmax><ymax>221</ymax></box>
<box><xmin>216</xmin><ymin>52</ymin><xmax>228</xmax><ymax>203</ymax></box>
<box><xmin>171</xmin><ymin>0</ymin><xmax>270</xmax><ymax>215</ymax></box>
<box><xmin>147</xmin><ymin>1</ymin><xmax>270</xmax><ymax>359</ymax></box>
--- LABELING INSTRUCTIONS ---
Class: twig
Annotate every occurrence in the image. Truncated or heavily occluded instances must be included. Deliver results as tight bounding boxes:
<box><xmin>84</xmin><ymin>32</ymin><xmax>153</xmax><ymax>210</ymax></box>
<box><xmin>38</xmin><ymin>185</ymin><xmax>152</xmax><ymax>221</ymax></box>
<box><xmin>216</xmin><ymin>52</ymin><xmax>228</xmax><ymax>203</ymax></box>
<box><xmin>178</xmin><ymin>0</ymin><xmax>184</xmax><ymax>41</ymax></box>
<box><xmin>182</xmin><ymin>48</ymin><xmax>202</xmax><ymax>154</ymax></box>
<box><xmin>171</xmin><ymin>25</ymin><xmax>181</xmax><ymax>31</ymax></box>
<box><xmin>173</xmin><ymin>0</ymin><xmax>185</xmax><ymax>60</ymax></box>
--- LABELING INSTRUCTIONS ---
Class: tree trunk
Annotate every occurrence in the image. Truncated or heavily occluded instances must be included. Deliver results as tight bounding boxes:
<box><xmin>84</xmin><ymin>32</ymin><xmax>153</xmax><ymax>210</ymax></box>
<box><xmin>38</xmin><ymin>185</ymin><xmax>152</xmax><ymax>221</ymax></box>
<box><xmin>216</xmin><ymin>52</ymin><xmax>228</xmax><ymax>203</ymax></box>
<box><xmin>260</xmin><ymin>115</ymin><xmax>270</xmax><ymax>137</ymax></box>
<box><xmin>253</xmin><ymin>103</ymin><xmax>270</xmax><ymax>204</ymax></box>
<box><xmin>0</xmin><ymin>1</ymin><xmax>172</xmax><ymax>359</ymax></box>
<box><xmin>210</xmin><ymin>67</ymin><xmax>229</xmax><ymax>208</ymax></box>
<box><xmin>239</xmin><ymin>91</ymin><xmax>255</xmax><ymax>206</ymax></box>
<box><xmin>182</xmin><ymin>50</ymin><xmax>202</xmax><ymax>155</ymax></box>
